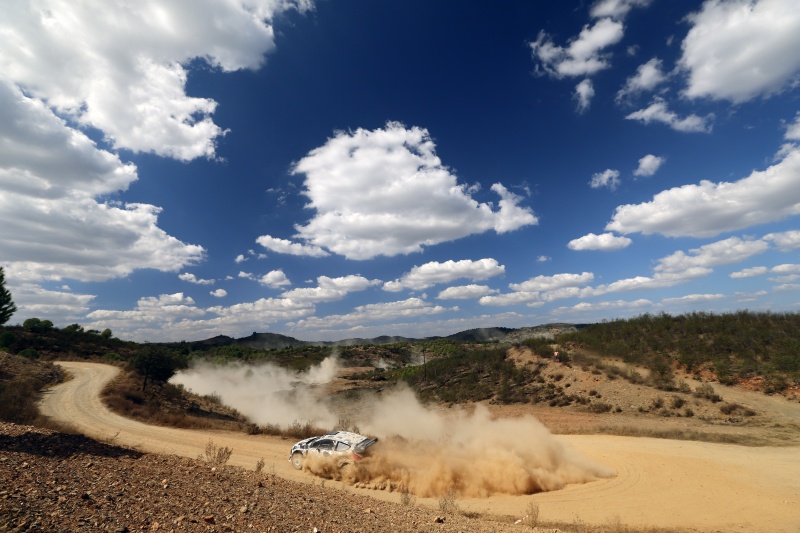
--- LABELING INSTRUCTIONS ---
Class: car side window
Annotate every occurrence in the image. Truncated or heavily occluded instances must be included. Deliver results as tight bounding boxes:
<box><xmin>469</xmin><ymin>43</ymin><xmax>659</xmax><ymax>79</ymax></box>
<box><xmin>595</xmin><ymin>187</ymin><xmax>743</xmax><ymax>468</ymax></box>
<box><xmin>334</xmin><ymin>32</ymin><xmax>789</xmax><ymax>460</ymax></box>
<box><xmin>335</xmin><ymin>441</ymin><xmax>351</xmax><ymax>452</ymax></box>
<box><xmin>312</xmin><ymin>439</ymin><xmax>334</xmax><ymax>451</ymax></box>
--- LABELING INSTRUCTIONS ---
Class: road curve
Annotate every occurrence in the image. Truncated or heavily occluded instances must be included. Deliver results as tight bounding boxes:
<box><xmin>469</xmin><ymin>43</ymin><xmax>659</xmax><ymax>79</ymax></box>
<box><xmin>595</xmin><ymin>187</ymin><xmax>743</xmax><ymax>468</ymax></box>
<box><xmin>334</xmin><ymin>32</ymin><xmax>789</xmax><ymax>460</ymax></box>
<box><xmin>40</xmin><ymin>362</ymin><xmax>800</xmax><ymax>532</ymax></box>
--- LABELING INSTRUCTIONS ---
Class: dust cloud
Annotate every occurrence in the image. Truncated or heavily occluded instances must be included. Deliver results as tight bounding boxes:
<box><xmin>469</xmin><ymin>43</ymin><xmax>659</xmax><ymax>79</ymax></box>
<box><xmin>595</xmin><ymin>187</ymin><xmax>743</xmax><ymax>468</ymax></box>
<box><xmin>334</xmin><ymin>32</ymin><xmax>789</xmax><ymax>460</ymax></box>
<box><xmin>309</xmin><ymin>387</ymin><xmax>615</xmax><ymax>497</ymax></box>
<box><xmin>172</xmin><ymin>355</ymin><xmax>615</xmax><ymax>496</ymax></box>
<box><xmin>170</xmin><ymin>355</ymin><xmax>341</xmax><ymax>427</ymax></box>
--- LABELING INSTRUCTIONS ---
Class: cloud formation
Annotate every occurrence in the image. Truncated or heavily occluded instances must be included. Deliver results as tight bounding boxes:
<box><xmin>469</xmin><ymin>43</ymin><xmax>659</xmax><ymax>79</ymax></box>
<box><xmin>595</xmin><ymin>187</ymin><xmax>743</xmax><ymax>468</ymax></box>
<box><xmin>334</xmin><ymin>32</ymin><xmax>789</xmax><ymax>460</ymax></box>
<box><xmin>680</xmin><ymin>0</ymin><xmax>800</xmax><ymax>103</ymax></box>
<box><xmin>616</xmin><ymin>57</ymin><xmax>667</xmax><ymax>102</ymax></box>
<box><xmin>510</xmin><ymin>272</ymin><xmax>595</xmax><ymax>293</ymax></box>
<box><xmin>0</xmin><ymin>0</ymin><xmax>310</xmax><ymax>160</ymax></box>
<box><xmin>625</xmin><ymin>99</ymin><xmax>712</xmax><ymax>132</ymax></box>
<box><xmin>384</xmin><ymin>259</ymin><xmax>505</xmax><ymax>292</ymax></box>
<box><xmin>574</xmin><ymin>79</ymin><xmax>595</xmax><ymax>112</ymax></box>
<box><xmin>0</xmin><ymin>0</ymin><xmax>315</xmax><ymax>310</ymax></box>
<box><xmin>530</xmin><ymin>18</ymin><xmax>624</xmax><ymax>78</ymax></box>
<box><xmin>259</xmin><ymin>270</ymin><xmax>292</xmax><ymax>288</ymax></box>
<box><xmin>289</xmin><ymin>297</ymin><xmax>452</xmax><ymax>333</ymax></box>
<box><xmin>607</xmin><ymin>147</ymin><xmax>800</xmax><ymax>237</ymax></box>
<box><xmin>0</xmin><ymin>82</ymin><xmax>205</xmax><ymax>283</ymax></box>
<box><xmin>786</xmin><ymin>113</ymin><xmax>800</xmax><ymax>140</ymax></box>
<box><xmin>256</xmin><ymin>236</ymin><xmax>330</xmax><ymax>258</ymax></box>
<box><xmin>633</xmin><ymin>154</ymin><xmax>665</xmax><ymax>177</ymax></box>
<box><xmin>260</xmin><ymin>123</ymin><xmax>537</xmax><ymax>260</ymax></box>
<box><xmin>568</xmin><ymin>232</ymin><xmax>632</xmax><ymax>251</ymax></box>
<box><xmin>179</xmin><ymin>273</ymin><xmax>214</xmax><ymax>285</ymax></box>
<box><xmin>437</xmin><ymin>285</ymin><xmax>498</xmax><ymax>300</ymax></box>
<box><xmin>281</xmin><ymin>275</ymin><xmax>380</xmax><ymax>303</ymax></box>
<box><xmin>589</xmin><ymin>0</ymin><xmax>652</xmax><ymax>19</ymax></box>
<box><xmin>590</xmin><ymin>169</ymin><xmax>621</xmax><ymax>190</ymax></box>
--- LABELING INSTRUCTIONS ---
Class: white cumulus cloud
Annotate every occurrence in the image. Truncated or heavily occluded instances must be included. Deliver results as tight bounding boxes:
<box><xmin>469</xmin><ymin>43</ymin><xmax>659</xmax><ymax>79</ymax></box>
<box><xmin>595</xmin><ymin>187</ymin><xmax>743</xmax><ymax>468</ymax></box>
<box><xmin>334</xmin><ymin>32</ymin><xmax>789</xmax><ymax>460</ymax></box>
<box><xmin>256</xmin><ymin>235</ymin><xmax>330</xmax><ymax>258</ymax></box>
<box><xmin>616</xmin><ymin>57</ymin><xmax>667</xmax><ymax>102</ymax></box>
<box><xmin>590</xmin><ymin>0</ymin><xmax>652</xmax><ymax>19</ymax></box>
<box><xmin>289</xmin><ymin>297</ymin><xmax>452</xmax><ymax>332</ymax></box>
<box><xmin>764</xmin><ymin>230</ymin><xmax>800</xmax><ymax>251</ymax></box>
<box><xmin>437</xmin><ymin>285</ymin><xmax>498</xmax><ymax>300</ymax></box>
<box><xmin>730</xmin><ymin>266</ymin><xmax>769</xmax><ymax>279</ymax></box>
<box><xmin>281</xmin><ymin>275</ymin><xmax>380</xmax><ymax>303</ymax></box>
<box><xmin>607</xmin><ymin>147</ymin><xmax>800</xmax><ymax>238</ymax></box>
<box><xmin>655</xmin><ymin>237</ymin><xmax>770</xmax><ymax>276</ymax></box>
<box><xmin>259</xmin><ymin>269</ymin><xmax>292</xmax><ymax>288</ymax></box>
<box><xmin>0</xmin><ymin>82</ymin><xmax>205</xmax><ymax>283</ymax></box>
<box><xmin>179</xmin><ymin>273</ymin><xmax>214</xmax><ymax>285</ymax></box>
<box><xmin>625</xmin><ymin>99</ymin><xmax>712</xmax><ymax>133</ymax></box>
<box><xmin>530</xmin><ymin>18</ymin><xmax>624</xmax><ymax>78</ymax></box>
<box><xmin>271</xmin><ymin>123</ymin><xmax>536</xmax><ymax>260</ymax></box>
<box><xmin>574</xmin><ymin>79</ymin><xmax>595</xmax><ymax>113</ymax></box>
<box><xmin>0</xmin><ymin>0</ymin><xmax>311</xmax><ymax>160</ymax></box>
<box><xmin>786</xmin><ymin>112</ymin><xmax>800</xmax><ymax>140</ymax></box>
<box><xmin>568</xmin><ymin>232</ymin><xmax>632</xmax><ymax>251</ymax></box>
<box><xmin>383</xmin><ymin>259</ymin><xmax>506</xmax><ymax>292</ymax></box>
<box><xmin>590</xmin><ymin>169</ymin><xmax>621</xmax><ymax>190</ymax></box>
<box><xmin>510</xmin><ymin>272</ymin><xmax>595</xmax><ymax>293</ymax></box>
<box><xmin>662</xmin><ymin>294</ymin><xmax>724</xmax><ymax>304</ymax></box>
<box><xmin>9</xmin><ymin>283</ymin><xmax>95</xmax><ymax>326</ymax></box>
<box><xmin>633</xmin><ymin>154</ymin><xmax>665</xmax><ymax>177</ymax></box>
<box><xmin>680</xmin><ymin>0</ymin><xmax>800</xmax><ymax>103</ymax></box>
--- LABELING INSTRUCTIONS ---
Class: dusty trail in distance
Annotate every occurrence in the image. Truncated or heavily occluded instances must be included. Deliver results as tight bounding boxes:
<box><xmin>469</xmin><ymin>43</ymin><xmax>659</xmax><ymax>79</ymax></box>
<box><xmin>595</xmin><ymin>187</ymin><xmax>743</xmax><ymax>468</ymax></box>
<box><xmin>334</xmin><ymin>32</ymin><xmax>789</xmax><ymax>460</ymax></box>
<box><xmin>40</xmin><ymin>362</ymin><xmax>800</xmax><ymax>532</ymax></box>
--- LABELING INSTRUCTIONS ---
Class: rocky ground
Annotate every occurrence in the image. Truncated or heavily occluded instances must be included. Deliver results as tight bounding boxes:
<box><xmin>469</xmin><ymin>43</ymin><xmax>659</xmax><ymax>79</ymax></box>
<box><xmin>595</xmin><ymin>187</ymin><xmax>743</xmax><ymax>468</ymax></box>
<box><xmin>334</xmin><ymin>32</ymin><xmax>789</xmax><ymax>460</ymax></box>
<box><xmin>0</xmin><ymin>422</ymin><xmax>534</xmax><ymax>533</ymax></box>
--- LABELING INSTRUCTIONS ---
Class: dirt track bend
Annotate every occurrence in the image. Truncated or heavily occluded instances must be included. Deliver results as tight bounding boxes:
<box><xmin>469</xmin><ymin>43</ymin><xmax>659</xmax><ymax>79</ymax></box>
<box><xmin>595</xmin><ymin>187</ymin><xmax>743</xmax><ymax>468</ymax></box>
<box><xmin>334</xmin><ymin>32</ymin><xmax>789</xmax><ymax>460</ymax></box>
<box><xmin>40</xmin><ymin>362</ymin><xmax>800</xmax><ymax>532</ymax></box>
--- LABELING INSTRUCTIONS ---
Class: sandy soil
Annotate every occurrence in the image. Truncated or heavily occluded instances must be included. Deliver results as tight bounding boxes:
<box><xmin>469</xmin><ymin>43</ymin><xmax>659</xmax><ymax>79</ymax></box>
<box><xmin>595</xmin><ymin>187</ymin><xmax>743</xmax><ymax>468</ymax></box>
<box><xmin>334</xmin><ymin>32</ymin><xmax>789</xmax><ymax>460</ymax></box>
<box><xmin>40</xmin><ymin>361</ymin><xmax>800</xmax><ymax>532</ymax></box>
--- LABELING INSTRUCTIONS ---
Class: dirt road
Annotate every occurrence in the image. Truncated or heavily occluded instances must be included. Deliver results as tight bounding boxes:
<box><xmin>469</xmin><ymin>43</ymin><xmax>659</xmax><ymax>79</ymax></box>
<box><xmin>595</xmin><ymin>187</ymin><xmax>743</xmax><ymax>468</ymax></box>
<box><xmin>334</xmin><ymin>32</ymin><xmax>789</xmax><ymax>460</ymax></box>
<box><xmin>41</xmin><ymin>362</ymin><xmax>800</xmax><ymax>532</ymax></box>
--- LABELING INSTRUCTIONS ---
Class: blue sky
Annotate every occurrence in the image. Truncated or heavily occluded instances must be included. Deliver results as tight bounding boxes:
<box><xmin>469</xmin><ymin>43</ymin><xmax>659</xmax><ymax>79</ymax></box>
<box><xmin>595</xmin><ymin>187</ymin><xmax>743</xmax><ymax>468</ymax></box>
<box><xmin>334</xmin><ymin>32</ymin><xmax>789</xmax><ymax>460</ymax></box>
<box><xmin>1</xmin><ymin>0</ymin><xmax>799</xmax><ymax>342</ymax></box>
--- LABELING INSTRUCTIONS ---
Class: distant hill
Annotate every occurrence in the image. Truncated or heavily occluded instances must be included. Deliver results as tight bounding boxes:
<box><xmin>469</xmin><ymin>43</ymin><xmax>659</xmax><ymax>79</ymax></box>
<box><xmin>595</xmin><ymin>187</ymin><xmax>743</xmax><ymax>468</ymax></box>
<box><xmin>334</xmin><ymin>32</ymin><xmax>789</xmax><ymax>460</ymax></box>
<box><xmin>235</xmin><ymin>332</ymin><xmax>308</xmax><ymax>350</ymax></box>
<box><xmin>181</xmin><ymin>324</ymin><xmax>581</xmax><ymax>351</ymax></box>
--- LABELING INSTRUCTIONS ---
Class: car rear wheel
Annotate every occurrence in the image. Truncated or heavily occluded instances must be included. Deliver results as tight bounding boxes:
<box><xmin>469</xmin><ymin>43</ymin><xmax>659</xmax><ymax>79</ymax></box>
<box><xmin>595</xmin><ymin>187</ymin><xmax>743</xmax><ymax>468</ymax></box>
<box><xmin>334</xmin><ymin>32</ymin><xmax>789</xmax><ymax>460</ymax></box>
<box><xmin>291</xmin><ymin>452</ymin><xmax>304</xmax><ymax>470</ymax></box>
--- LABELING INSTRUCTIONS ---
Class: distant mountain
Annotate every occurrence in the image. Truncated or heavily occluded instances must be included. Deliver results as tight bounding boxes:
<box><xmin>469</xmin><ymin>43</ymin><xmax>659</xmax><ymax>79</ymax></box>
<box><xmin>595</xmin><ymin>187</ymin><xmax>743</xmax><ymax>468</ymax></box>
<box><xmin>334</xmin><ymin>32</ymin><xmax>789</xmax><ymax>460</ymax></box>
<box><xmin>235</xmin><ymin>332</ymin><xmax>308</xmax><ymax>350</ymax></box>
<box><xmin>182</xmin><ymin>323</ymin><xmax>582</xmax><ymax>351</ymax></box>
<box><xmin>445</xmin><ymin>327</ymin><xmax>515</xmax><ymax>343</ymax></box>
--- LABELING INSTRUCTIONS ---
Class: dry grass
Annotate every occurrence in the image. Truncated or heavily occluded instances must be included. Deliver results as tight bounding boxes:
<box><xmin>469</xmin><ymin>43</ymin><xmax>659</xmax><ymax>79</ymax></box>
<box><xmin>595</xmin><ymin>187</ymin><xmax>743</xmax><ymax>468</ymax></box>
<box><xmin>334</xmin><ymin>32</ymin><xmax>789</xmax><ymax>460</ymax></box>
<box><xmin>0</xmin><ymin>353</ymin><xmax>66</xmax><ymax>426</ymax></box>
<box><xmin>518</xmin><ymin>500</ymin><xmax>539</xmax><ymax>528</ymax></box>
<box><xmin>589</xmin><ymin>424</ymin><xmax>769</xmax><ymax>446</ymax></box>
<box><xmin>100</xmin><ymin>369</ymin><xmax>247</xmax><ymax>431</ymax></box>
<box><xmin>399</xmin><ymin>483</ymin><xmax>416</xmax><ymax>507</ymax></box>
<box><xmin>199</xmin><ymin>439</ymin><xmax>233</xmax><ymax>466</ymax></box>
<box><xmin>438</xmin><ymin>487</ymin><xmax>460</xmax><ymax>515</ymax></box>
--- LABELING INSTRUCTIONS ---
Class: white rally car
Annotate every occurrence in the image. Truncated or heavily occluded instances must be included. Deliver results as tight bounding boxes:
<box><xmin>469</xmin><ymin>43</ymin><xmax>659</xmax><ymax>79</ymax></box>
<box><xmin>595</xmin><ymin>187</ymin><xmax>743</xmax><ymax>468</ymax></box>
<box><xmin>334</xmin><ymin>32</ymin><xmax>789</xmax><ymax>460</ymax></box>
<box><xmin>289</xmin><ymin>431</ymin><xmax>378</xmax><ymax>470</ymax></box>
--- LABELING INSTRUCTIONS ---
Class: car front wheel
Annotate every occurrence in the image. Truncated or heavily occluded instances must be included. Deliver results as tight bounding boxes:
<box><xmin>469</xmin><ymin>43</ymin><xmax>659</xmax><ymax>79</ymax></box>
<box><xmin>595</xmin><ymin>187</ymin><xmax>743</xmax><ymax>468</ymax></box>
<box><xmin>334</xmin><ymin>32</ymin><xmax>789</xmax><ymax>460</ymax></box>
<box><xmin>291</xmin><ymin>452</ymin><xmax>304</xmax><ymax>470</ymax></box>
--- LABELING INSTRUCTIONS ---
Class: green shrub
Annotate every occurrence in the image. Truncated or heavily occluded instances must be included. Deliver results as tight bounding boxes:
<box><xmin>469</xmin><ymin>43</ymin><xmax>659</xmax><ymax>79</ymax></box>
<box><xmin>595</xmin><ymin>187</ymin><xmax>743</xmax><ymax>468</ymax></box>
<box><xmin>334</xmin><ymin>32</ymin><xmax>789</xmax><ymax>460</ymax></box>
<box><xmin>0</xmin><ymin>331</ymin><xmax>16</xmax><ymax>348</ymax></box>
<box><xmin>17</xmin><ymin>348</ymin><xmax>39</xmax><ymax>359</ymax></box>
<box><xmin>588</xmin><ymin>402</ymin><xmax>613</xmax><ymax>413</ymax></box>
<box><xmin>670</xmin><ymin>395</ymin><xmax>686</xmax><ymax>409</ymax></box>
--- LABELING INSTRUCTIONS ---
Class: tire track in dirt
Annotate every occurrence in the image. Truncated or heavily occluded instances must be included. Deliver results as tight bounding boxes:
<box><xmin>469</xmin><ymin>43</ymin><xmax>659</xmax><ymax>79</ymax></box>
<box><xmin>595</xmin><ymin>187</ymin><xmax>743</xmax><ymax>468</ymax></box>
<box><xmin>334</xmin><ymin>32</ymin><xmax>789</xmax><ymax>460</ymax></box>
<box><xmin>40</xmin><ymin>362</ymin><xmax>800</xmax><ymax>532</ymax></box>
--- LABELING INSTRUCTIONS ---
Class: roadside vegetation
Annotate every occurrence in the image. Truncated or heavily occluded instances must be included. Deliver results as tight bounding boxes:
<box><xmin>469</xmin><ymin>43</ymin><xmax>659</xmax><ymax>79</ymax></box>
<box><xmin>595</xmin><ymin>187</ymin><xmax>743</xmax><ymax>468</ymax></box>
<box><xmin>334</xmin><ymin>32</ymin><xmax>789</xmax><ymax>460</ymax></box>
<box><xmin>558</xmin><ymin>311</ymin><xmax>800</xmax><ymax>393</ymax></box>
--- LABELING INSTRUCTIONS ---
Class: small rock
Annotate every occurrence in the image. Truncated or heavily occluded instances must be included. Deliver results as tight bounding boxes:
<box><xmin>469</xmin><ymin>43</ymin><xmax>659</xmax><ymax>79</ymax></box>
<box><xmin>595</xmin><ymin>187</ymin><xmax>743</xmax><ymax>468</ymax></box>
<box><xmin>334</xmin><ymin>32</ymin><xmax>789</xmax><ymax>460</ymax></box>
<box><xmin>203</xmin><ymin>515</ymin><xmax>215</xmax><ymax>524</ymax></box>
<box><xmin>434</xmin><ymin>516</ymin><xmax>445</xmax><ymax>523</ymax></box>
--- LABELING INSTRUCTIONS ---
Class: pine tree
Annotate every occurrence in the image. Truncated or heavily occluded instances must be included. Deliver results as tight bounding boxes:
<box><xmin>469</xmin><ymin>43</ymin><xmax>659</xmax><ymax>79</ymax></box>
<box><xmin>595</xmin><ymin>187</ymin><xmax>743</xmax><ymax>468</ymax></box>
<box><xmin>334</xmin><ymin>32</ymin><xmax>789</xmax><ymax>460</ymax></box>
<box><xmin>0</xmin><ymin>267</ymin><xmax>16</xmax><ymax>326</ymax></box>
